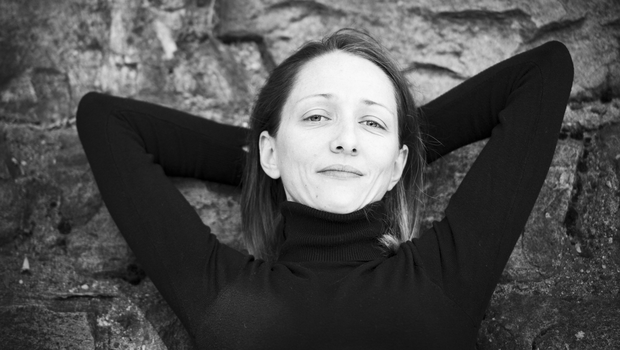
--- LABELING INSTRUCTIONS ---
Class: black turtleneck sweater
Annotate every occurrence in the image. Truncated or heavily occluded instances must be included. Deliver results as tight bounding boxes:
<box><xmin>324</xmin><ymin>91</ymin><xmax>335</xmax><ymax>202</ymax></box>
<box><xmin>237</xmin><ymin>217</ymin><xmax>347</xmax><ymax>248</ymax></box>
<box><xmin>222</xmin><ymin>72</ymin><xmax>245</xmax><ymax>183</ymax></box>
<box><xmin>76</xmin><ymin>42</ymin><xmax>573</xmax><ymax>349</ymax></box>
<box><xmin>278</xmin><ymin>201</ymin><xmax>388</xmax><ymax>262</ymax></box>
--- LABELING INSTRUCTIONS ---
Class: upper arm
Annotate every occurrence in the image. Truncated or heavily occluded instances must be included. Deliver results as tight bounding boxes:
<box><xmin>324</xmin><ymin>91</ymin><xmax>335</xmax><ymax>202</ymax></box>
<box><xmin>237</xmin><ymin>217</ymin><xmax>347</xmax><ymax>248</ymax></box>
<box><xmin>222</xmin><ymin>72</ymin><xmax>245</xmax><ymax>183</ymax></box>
<box><xmin>414</xmin><ymin>42</ymin><xmax>573</xmax><ymax>322</ymax></box>
<box><xmin>76</xmin><ymin>92</ymin><xmax>249</xmax><ymax>335</ymax></box>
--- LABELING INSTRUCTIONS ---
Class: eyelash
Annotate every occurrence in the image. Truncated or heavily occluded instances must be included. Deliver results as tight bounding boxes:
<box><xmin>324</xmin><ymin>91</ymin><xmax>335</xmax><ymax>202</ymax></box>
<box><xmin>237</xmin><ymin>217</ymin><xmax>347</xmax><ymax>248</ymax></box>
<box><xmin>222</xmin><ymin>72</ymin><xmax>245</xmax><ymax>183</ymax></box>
<box><xmin>361</xmin><ymin>120</ymin><xmax>386</xmax><ymax>130</ymax></box>
<box><xmin>304</xmin><ymin>115</ymin><xmax>329</xmax><ymax>122</ymax></box>
<box><xmin>303</xmin><ymin>115</ymin><xmax>386</xmax><ymax>130</ymax></box>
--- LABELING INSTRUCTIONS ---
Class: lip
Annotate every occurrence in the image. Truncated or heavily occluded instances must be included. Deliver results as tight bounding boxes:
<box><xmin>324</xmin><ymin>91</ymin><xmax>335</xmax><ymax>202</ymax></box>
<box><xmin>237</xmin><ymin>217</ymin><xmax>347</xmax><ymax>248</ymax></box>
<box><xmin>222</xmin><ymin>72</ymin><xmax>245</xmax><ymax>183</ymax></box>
<box><xmin>317</xmin><ymin>164</ymin><xmax>364</xmax><ymax>178</ymax></box>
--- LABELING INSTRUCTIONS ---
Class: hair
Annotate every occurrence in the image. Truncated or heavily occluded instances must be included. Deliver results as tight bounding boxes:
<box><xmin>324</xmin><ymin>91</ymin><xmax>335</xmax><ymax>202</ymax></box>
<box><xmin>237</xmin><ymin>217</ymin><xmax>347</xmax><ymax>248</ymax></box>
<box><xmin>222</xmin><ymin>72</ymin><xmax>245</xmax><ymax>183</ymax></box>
<box><xmin>241</xmin><ymin>28</ymin><xmax>425</xmax><ymax>261</ymax></box>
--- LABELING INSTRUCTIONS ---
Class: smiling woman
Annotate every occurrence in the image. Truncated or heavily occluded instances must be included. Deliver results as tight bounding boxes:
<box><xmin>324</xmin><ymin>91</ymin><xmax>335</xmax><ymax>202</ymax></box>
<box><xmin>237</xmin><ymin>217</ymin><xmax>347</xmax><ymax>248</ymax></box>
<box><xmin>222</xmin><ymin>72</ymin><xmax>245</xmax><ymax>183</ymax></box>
<box><xmin>261</xmin><ymin>52</ymin><xmax>407</xmax><ymax>214</ymax></box>
<box><xmin>260</xmin><ymin>52</ymin><xmax>407</xmax><ymax>214</ymax></box>
<box><xmin>243</xmin><ymin>31</ymin><xmax>425</xmax><ymax>261</ymax></box>
<box><xmin>76</xmin><ymin>29</ymin><xmax>573</xmax><ymax>348</ymax></box>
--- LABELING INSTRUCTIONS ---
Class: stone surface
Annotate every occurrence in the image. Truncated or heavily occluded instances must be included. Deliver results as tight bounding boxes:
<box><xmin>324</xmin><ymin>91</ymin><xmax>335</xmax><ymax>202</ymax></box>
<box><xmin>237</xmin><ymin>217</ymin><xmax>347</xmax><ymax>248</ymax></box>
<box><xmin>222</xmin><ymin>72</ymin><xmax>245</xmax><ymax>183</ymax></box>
<box><xmin>0</xmin><ymin>182</ymin><xmax>29</xmax><ymax>245</ymax></box>
<box><xmin>565</xmin><ymin>98</ymin><xmax>620</xmax><ymax>132</ymax></box>
<box><xmin>172</xmin><ymin>178</ymin><xmax>244</xmax><ymax>251</ymax></box>
<box><xmin>421</xmin><ymin>140</ymin><xmax>486</xmax><ymax>226</ymax></box>
<box><xmin>67</xmin><ymin>206</ymin><xmax>134</xmax><ymax>274</ymax></box>
<box><xmin>0</xmin><ymin>0</ymin><xmax>619</xmax><ymax>348</ymax></box>
<box><xmin>504</xmin><ymin>140</ymin><xmax>582</xmax><ymax>282</ymax></box>
<box><xmin>0</xmin><ymin>304</ymin><xmax>95</xmax><ymax>350</ymax></box>
<box><xmin>478</xmin><ymin>294</ymin><xmax>620</xmax><ymax>350</ymax></box>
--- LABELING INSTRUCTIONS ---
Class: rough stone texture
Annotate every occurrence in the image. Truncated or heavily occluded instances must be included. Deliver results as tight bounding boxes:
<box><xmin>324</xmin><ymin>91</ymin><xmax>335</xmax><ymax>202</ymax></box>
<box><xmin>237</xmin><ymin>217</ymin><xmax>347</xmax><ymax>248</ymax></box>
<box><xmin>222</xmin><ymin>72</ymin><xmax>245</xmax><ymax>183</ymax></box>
<box><xmin>506</xmin><ymin>139</ymin><xmax>582</xmax><ymax>282</ymax></box>
<box><xmin>0</xmin><ymin>305</ymin><xmax>95</xmax><ymax>350</ymax></box>
<box><xmin>171</xmin><ymin>178</ymin><xmax>244</xmax><ymax>251</ymax></box>
<box><xmin>0</xmin><ymin>0</ymin><xmax>619</xmax><ymax>348</ymax></box>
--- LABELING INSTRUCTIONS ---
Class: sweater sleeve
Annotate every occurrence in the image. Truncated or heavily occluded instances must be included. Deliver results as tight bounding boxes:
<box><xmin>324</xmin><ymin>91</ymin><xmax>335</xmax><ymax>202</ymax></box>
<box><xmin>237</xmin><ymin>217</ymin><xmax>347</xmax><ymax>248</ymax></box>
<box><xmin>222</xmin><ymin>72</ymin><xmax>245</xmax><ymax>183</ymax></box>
<box><xmin>414</xmin><ymin>41</ymin><xmax>573</xmax><ymax>324</ymax></box>
<box><xmin>76</xmin><ymin>92</ymin><xmax>249</xmax><ymax>337</ymax></box>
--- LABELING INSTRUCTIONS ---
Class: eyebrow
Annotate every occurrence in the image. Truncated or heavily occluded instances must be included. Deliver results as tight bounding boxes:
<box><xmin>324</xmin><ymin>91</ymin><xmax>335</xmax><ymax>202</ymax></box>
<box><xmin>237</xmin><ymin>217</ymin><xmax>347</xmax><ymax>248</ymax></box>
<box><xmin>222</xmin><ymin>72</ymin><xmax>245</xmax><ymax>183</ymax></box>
<box><xmin>297</xmin><ymin>93</ymin><xmax>395</xmax><ymax>116</ymax></box>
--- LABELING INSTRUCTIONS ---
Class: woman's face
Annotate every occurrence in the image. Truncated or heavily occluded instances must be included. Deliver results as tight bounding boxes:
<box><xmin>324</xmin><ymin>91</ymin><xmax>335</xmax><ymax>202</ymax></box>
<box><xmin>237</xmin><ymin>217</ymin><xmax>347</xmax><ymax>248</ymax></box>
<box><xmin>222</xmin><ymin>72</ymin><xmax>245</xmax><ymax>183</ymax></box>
<box><xmin>259</xmin><ymin>51</ymin><xmax>408</xmax><ymax>214</ymax></box>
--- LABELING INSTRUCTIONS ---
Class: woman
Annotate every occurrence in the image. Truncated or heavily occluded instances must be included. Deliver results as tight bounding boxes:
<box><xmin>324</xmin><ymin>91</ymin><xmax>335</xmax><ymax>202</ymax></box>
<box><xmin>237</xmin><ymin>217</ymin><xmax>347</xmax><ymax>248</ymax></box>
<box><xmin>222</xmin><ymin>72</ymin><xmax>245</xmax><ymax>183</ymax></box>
<box><xmin>77</xmin><ymin>29</ymin><xmax>573</xmax><ymax>348</ymax></box>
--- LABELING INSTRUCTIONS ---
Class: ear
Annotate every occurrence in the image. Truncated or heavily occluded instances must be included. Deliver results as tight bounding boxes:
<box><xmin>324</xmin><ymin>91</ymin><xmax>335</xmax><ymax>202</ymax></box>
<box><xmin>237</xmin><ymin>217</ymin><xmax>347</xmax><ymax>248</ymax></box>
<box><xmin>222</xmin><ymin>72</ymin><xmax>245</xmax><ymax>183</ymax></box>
<box><xmin>387</xmin><ymin>145</ymin><xmax>409</xmax><ymax>191</ymax></box>
<box><xmin>259</xmin><ymin>130</ymin><xmax>281</xmax><ymax>179</ymax></box>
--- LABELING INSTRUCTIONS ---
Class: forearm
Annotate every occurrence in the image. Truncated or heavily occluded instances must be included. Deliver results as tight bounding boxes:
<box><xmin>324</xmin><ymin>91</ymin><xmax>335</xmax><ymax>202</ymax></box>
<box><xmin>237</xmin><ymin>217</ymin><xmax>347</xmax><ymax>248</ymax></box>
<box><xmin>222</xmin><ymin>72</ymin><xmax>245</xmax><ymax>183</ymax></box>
<box><xmin>420</xmin><ymin>41</ymin><xmax>573</xmax><ymax>164</ymax></box>
<box><xmin>78</xmin><ymin>92</ymin><xmax>248</xmax><ymax>184</ymax></box>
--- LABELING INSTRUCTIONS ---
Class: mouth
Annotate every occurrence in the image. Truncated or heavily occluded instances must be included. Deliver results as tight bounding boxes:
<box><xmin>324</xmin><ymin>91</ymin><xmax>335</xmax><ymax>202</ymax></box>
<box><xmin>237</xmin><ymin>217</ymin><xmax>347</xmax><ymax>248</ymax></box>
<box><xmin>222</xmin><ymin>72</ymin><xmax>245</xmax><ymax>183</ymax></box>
<box><xmin>317</xmin><ymin>165</ymin><xmax>364</xmax><ymax>178</ymax></box>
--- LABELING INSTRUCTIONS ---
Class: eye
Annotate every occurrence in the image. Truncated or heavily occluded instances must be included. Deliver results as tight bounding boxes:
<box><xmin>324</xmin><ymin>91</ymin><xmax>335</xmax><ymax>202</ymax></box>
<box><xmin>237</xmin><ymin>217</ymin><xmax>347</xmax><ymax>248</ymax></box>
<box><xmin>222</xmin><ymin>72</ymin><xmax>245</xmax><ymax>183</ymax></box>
<box><xmin>303</xmin><ymin>114</ymin><xmax>329</xmax><ymax>122</ymax></box>
<box><xmin>361</xmin><ymin>119</ymin><xmax>386</xmax><ymax>130</ymax></box>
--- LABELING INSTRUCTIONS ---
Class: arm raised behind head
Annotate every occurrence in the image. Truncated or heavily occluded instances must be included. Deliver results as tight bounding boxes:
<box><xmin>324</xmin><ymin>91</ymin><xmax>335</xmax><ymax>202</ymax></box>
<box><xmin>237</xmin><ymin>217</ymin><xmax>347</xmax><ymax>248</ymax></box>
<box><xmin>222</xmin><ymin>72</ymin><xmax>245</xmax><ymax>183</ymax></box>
<box><xmin>76</xmin><ymin>92</ymin><xmax>249</xmax><ymax>337</ymax></box>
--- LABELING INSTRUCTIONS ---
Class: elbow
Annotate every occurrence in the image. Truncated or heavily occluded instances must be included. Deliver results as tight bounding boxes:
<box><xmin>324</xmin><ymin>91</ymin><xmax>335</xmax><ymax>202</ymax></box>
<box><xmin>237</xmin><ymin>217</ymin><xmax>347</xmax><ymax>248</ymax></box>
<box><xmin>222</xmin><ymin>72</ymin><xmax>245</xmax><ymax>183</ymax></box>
<box><xmin>537</xmin><ymin>41</ymin><xmax>575</xmax><ymax>88</ymax></box>
<box><xmin>77</xmin><ymin>91</ymin><xmax>105</xmax><ymax>110</ymax></box>
<box><xmin>76</xmin><ymin>91</ymin><xmax>115</xmax><ymax>151</ymax></box>
<box><xmin>76</xmin><ymin>91</ymin><xmax>112</xmax><ymax>136</ymax></box>
<box><xmin>76</xmin><ymin>92</ymin><xmax>104</xmax><ymax>125</ymax></box>
<box><xmin>543</xmin><ymin>41</ymin><xmax>572</xmax><ymax>66</ymax></box>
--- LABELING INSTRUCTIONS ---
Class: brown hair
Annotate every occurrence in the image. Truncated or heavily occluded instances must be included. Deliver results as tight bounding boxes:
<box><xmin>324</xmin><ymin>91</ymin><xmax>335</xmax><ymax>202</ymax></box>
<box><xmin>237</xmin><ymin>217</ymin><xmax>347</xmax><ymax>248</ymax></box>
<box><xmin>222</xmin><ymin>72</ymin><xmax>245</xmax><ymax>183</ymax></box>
<box><xmin>241</xmin><ymin>28</ymin><xmax>425</xmax><ymax>261</ymax></box>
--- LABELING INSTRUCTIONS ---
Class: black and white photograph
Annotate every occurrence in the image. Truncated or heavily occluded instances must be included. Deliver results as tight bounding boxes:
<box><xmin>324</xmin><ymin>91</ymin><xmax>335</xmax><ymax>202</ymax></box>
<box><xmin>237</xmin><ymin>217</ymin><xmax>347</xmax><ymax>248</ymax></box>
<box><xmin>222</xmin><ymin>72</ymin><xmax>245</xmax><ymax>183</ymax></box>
<box><xmin>0</xmin><ymin>0</ymin><xmax>619</xmax><ymax>348</ymax></box>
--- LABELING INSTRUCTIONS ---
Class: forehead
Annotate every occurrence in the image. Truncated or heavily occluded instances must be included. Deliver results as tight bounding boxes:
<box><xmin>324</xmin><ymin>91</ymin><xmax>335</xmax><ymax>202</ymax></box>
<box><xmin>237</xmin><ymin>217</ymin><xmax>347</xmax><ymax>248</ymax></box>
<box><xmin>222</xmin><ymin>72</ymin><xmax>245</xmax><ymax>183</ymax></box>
<box><xmin>288</xmin><ymin>51</ymin><xmax>396</xmax><ymax>111</ymax></box>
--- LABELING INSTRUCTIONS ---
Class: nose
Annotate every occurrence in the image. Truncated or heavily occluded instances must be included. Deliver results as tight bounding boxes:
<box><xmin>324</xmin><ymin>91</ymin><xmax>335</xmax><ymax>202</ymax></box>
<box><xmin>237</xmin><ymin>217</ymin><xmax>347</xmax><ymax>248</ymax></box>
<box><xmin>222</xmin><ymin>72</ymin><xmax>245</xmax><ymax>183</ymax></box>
<box><xmin>330</xmin><ymin>121</ymin><xmax>358</xmax><ymax>155</ymax></box>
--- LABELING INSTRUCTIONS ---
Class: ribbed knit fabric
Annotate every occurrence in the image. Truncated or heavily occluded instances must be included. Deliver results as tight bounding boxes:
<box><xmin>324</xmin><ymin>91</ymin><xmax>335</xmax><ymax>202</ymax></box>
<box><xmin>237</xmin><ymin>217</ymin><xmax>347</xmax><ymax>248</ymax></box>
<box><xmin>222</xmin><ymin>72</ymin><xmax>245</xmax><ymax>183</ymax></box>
<box><xmin>278</xmin><ymin>201</ymin><xmax>387</xmax><ymax>262</ymax></box>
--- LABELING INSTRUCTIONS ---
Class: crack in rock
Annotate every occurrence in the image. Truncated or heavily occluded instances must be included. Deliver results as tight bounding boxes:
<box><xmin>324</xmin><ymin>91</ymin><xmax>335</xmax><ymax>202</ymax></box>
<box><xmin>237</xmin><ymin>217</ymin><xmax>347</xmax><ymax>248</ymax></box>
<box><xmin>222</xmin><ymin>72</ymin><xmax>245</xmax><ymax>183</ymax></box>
<box><xmin>267</xmin><ymin>0</ymin><xmax>347</xmax><ymax>18</ymax></box>
<box><xmin>402</xmin><ymin>61</ymin><xmax>466</xmax><ymax>80</ymax></box>
<box><xmin>524</xmin><ymin>16</ymin><xmax>586</xmax><ymax>44</ymax></box>
<box><xmin>217</xmin><ymin>31</ymin><xmax>277</xmax><ymax>72</ymax></box>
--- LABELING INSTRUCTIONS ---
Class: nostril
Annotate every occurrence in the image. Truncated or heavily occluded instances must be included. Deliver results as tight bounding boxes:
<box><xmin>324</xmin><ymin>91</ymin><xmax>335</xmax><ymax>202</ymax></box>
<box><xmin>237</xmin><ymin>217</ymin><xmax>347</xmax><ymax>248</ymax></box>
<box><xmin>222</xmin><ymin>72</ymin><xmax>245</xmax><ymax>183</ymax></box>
<box><xmin>333</xmin><ymin>145</ymin><xmax>356</xmax><ymax>154</ymax></box>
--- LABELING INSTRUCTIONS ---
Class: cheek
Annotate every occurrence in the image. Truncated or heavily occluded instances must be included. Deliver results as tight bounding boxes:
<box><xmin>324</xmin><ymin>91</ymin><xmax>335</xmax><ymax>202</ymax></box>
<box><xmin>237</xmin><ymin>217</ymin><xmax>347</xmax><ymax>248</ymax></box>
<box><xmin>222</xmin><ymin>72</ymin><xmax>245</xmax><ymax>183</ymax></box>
<box><xmin>276</xmin><ymin>135</ymin><xmax>310</xmax><ymax>178</ymax></box>
<box><xmin>371</xmin><ymin>145</ymin><xmax>400</xmax><ymax>176</ymax></box>
<box><xmin>278</xmin><ymin>132</ymin><xmax>317</xmax><ymax>165</ymax></box>
<box><xmin>276</xmin><ymin>136</ymin><xmax>295</xmax><ymax>169</ymax></box>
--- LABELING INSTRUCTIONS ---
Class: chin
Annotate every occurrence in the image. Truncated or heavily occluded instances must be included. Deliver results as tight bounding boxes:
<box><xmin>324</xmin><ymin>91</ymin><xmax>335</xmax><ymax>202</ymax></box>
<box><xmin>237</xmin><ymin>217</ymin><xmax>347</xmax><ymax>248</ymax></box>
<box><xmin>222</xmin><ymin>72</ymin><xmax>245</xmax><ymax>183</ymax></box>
<box><xmin>317</xmin><ymin>198</ymin><xmax>366</xmax><ymax>214</ymax></box>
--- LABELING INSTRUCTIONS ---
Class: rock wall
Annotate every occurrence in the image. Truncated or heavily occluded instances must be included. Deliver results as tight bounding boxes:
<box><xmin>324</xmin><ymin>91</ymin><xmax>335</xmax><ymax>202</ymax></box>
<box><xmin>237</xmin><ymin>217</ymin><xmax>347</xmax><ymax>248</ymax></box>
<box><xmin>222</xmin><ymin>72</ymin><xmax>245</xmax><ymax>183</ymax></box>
<box><xmin>0</xmin><ymin>0</ymin><xmax>619</xmax><ymax>349</ymax></box>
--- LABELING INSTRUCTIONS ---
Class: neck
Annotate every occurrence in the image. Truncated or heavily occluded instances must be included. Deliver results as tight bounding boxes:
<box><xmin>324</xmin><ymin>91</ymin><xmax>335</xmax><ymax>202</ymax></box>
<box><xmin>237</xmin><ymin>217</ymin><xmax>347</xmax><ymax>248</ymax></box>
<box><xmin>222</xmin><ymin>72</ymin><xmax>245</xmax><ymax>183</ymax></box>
<box><xmin>277</xmin><ymin>201</ymin><xmax>388</xmax><ymax>262</ymax></box>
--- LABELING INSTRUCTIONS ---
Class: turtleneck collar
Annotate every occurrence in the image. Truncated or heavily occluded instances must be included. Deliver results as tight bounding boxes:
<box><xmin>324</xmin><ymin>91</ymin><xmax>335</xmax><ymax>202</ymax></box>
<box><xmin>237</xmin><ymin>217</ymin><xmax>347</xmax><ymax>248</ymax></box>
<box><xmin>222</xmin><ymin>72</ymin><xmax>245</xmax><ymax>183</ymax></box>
<box><xmin>277</xmin><ymin>201</ymin><xmax>388</xmax><ymax>262</ymax></box>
